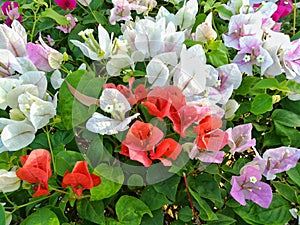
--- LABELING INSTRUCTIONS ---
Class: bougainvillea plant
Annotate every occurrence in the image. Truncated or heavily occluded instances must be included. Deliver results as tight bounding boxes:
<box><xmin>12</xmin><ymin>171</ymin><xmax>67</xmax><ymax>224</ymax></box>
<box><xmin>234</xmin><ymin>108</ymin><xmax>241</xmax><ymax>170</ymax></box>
<box><xmin>0</xmin><ymin>0</ymin><xmax>300</xmax><ymax>224</ymax></box>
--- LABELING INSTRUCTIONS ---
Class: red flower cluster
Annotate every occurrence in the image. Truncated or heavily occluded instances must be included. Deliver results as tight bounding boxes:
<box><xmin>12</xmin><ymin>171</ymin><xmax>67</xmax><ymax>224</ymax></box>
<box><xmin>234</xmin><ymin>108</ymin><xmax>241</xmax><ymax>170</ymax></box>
<box><xmin>194</xmin><ymin>116</ymin><xmax>228</xmax><ymax>151</ymax></box>
<box><xmin>143</xmin><ymin>86</ymin><xmax>210</xmax><ymax>137</ymax></box>
<box><xmin>16</xmin><ymin>149</ymin><xmax>101</xmax><ymax>197</ymax></box>
<box><xmin>120</xmin><ymin>121</ymin><xmax>182</xmax><ymax>167</ymax></box>
<box><xmin>109</xmin><ymin>83</ymin><xmax>228</xmax><ymax>166</ymax></box>
<box><xmin>16</xmin><ymin>149</ymin><xmax>52</xmax><ymax>197</ymax></box>
<box><xmin>62</xmin><ymin>161</ymin><xmax>101</xmax><ymax>197</ymax></box>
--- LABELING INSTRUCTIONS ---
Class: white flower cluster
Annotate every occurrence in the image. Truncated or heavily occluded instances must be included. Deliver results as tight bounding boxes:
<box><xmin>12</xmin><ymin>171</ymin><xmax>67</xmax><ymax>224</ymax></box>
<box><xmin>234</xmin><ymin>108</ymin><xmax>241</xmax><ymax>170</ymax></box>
<box><xmin>0</xmin><ymin>71</ymin><xmax>56</xmax><ymax>152</ymax></box>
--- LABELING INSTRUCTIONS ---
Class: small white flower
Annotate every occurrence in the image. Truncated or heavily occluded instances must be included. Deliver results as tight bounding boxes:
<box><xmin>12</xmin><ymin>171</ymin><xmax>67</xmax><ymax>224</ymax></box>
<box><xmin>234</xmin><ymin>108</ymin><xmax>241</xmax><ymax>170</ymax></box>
<box><xmin>249</xmin><ymin>176</ymin><xmax>257</xmax><ymax>184</ymax></box>
<box><xmin>256</xmin><ymin>55</ymin><xmax>265</xmax><ymax>63</ymax></box>
<box><xmin>243</xmin><ymin>55</ymin><xmax>251</xmax><ymax>62</ymax></box>
<box><xmin>86</xmin><ymin>88</ymin><xmax>138</xmax><ymax>135</ymax></box>
<box><xmin>104</xmin><ymin>104</ymin><xmax>114</xmax><ymax>113</ymax></box>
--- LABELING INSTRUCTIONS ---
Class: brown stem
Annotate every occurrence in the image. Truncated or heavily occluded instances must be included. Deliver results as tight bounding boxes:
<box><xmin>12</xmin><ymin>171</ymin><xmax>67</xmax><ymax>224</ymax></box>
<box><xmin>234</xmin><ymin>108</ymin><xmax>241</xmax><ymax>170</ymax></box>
<box><xmin>183</xmin><ymin>172</ymin><xmax>201</xmax><ymax>224</ymax></box>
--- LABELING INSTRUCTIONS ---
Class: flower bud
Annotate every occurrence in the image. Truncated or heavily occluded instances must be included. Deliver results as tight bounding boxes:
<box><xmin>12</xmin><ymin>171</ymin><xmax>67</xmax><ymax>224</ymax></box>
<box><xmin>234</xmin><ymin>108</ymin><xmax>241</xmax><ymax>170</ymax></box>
<box><xmin>9</xmin><ymin>108</ymin><xmax>26</xmax><ymax>121</ymax></box>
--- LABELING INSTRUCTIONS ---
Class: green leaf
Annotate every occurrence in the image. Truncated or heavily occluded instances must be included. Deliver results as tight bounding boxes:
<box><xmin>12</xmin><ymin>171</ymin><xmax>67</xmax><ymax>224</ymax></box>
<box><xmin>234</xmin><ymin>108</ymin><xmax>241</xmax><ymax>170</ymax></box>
<box><xmin>190</xmin><ymin>189</ymin><xmax>218</xmax><ymax>221</ymax></box>
<box><xmin>141</xmin><ymin>209</ymin><xmax>164</xmax><ymax>225</ymax></box>
<box><xmin>30</xmin><ymin>133</ymin><xmax>49</xmax><ymax>149</ymax></box>
<box><xmin>204</xmin><ymin>0</ymin><xmax>215</xmax><ymax>13</ymax></box>
<box><xmin>187</xmin><ymin>173</ymin><xmax>222</xmax><ymax>204</ymax></box>
<box><xmin>287</xmin><ymin>163</ymin><xmax>300</xmax><ymax>187</ymax></box>
<box><xmin>272</xmin><ymin>181</ymin><xmax>297</xmax><ymax>203</ymax></box>
<box><xmin>280</xmin><ymin>98</ymin><xmax>300</xmax><ymax>114</ymax></box>
<box><xmin>252</xmin><ymin>123</ymin><xmax>268</xmax><ymax>132</ymax></box>
<box><xmin>116</xmin><ymin>195</ymin><xmax>153</xmax><ymax>225</ymax></box>
<box><xmin>146</xmin><ymin>164</ymin><xmax>174</xmax><ymax>185</ymax></box>
<box><xmin>233</xmin><ymin>194</ymin><xmax>291</xmax><ymax>225</ymax></box>
<box><xmin>85</xmin><ymin>136</ymin><xmax>105</xmax><ymax>168</ymax></box>
<box><xmin>272</xmin><ymin>109</ymin><xmax>300</xmax><ymax>127</ymax></box>
<box><xmin>170</xmin><ymin>221</ymin><xmax>193</xmax><ymax>225</ymax></box>
<box><xmin>215</xmin><ymin>5</ymin><xmax>233</xmax><ymax>19</ymax></box>
<box><xmin>286</xmin><ymin>80</ymin><xmax>300</xmax><ymax>93</ymax></box>
<box><xmin>77</xmin><ymin>199</ymin><xmax>104</xmax><ymax>223</ymax></box>
<box><xmin>46</xmin><ymin>206</ymin><xmax>68</xmax><ymax>223</ymax></box>
<box><xmin>105</xmin><ymin>218</ymin><xmax>123</xmax><ymax>225</ymax></box>
<box><xmin>178</xmin><ymin>207</ymin><xmax>193</xmax><ymax>222</ymax></box>
<box><xmin>82</xmin><ymin>11</ymin><xmax>108</xmax><ymax>25</ymax></box>
<box><xmin>20</xmin><ymin>2</ymin><xmax>35</xmax><ymax>9</ymax></box>
<box><xmin>138</xmin><ymin>104</ymin><xmax>153</xmax><ymax>122</ymax></box>
<box><xmin>51</xmin><ymin>130</ymin><xmax>74</xmax><ymax>147</ymax></box>
<box><xmin>40</xmin><ymin>8</ymin><xmax>69</xmax><ymax>26</ymax></box>
<box><xmin>273</xmin><ymin>122</ymin><xmax>300</xmax><ymax>147</ymax></box>
<box><xmin>35</xmin><ymin>18</ymin><xmax>56</xmax><ymax>34</ymax></box>
<box><xmin>250</xmin><ymin>94</ymin><xmax>273</xmax><ymax>115</ymax></box>
<box><xmin>127</xmin><ymin>174</ymin><xmax>144</xmax><ymax>189</ymax></box>
<box><xmin>263</xmin><ymin>131</ymin><xmax>283</xmax><ymax>148</ymax></box>
<box><xmin>206</xmin><ymin>212</ymin><xmax>236</xmax><ymax>225</ymax></box>
<box><xmin>253</xmin><ymin>78</ymin><xmax>279</xmax><ymax>90</ymax></box>
<box><xmin>59</xmin><ymin>70</ymin><xmax>104</xmax><ymax>129</ymax></box>
<box><xmin>20</xmin><ymin>208</ymin><xmax>59</xmax><ymax>225</ymax></box>
<box><xmin>0</xmin><ymin>204</ymin><xmax>6</xmax><ymax>225</ymax></box>
<box><xmin>204</xmin><ymin>164</ymin><xmax>219</xmax><ymax>174</ymax></box>
<box><xmin>291</xmin><ymin>29</ymin><xmax>300</xmax><ymax>41</ymax></box>
<box><xmin>207</xmin><ymin>41</ymin><xmax>228</xmax><ymax>67</ymax></box>
<box><xmin>55</xmin><ymin>151</ymin><xmax>84</xmax><ymax>176</ymax></box>
<box><xmin>235</xmin><ymin>76</ymin><xmax>260</xmax><ymax>96</ymax></box>
<box><xmin>187</xmin><ymin>173</ymin><xmax>223</xmax><ymax>207</ymax></box>
<box><xmin>153</xmin><ymin>175</ymin><xmax>181</xmax><ymax>201</ymax></box>
<box><xmin>90</xmin><ymin>163</ymin><xmax>124</xmax><ymax>200</ymax></box>
<box><xmin>140</xmin><ymin>186</ymin><xmax>172</xmax><ymax>211</ymax></box>
<box><xmin>183</xmin><ymin>39</ymin><xmax>203</xmax><ymax>47</ymax></box>
<box><xmin>0</xmin><ymin>152</ymin><xmax>10</xmax><ymax>170</ymax></box>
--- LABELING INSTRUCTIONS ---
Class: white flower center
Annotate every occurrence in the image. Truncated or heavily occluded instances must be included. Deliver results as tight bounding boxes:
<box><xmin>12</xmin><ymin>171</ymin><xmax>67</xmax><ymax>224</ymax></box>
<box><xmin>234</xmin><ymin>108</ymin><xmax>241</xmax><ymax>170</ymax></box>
<box><xmin>116</xmin><ymin>103</ymin><xmax>125</xmax><ymax>112</ymax></box>
<box><xmin>215</xmin><ymin>80</ymin><xmax>222</xmax><ymax>87</ymax></box>
<box><xmin>243</xmin><ymin>55</ymin><xmax>251</xmax><ymax>62</ymax></box>
<box><xmin>249</xmin><ymin>176</ymin><xmax>257</xmax><ymax>184</ymax></box>
<box><xmin>256</xmin><ymin>55</ymin><xmax>265</xmax><ymax>63</ymax></box>
<box><xmin>25</xmin><ymin>104</ymin><xmax>31</xmax><ymax>111</ymax></box>
<box><xmin>104</xmin><ymin>104</ymin><xmax>113</xmax><ymax>113</ymax></box>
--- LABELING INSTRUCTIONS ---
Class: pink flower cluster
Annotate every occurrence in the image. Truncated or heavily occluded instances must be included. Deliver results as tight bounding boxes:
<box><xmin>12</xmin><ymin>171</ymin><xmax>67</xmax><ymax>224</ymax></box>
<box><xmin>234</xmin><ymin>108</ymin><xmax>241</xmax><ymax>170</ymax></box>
<box><xmin>1</xmin><ymin>1</ymin><xmax>22</xmax><ymax>26</ymax></box>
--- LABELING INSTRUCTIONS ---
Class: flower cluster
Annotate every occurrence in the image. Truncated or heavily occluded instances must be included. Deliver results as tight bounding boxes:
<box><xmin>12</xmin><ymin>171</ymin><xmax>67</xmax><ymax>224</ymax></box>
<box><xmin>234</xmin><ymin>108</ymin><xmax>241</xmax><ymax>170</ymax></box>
<box><xmin>223</xmin><ymin>1</ymin><xmax>300</xmax><ymax>86</ymax></box>
<box><xmin>0</xmin><ymin>71</ymin><xmax>56</xmax><ymax>151</ymax></box>
<box><xmin>0</xmin><ymin>0</ymin><xmax>300</xmax><ymax>224</ymax></box>
<box><xmin>1</xmin><ymin>1</ymin><xmax>22</xmax><ymax>26</ymax></box>
<box><xmin>16</xmin><ymin>149</ymin><xmax>101</xmax><ymax>197</ymax></box>
<box><xmin>231</xmin><ymin>146</ymin><xmax>300</xmax><ymax>208</ymax></box>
